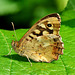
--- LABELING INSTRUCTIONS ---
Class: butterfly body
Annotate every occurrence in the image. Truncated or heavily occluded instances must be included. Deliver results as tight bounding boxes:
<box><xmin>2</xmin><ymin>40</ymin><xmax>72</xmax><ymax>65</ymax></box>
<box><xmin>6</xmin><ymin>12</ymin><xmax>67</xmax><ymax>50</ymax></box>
<box><xmin>12</xmin><ymin>13</ymin><xmax>64</xmax><ymax>62</ymax></box>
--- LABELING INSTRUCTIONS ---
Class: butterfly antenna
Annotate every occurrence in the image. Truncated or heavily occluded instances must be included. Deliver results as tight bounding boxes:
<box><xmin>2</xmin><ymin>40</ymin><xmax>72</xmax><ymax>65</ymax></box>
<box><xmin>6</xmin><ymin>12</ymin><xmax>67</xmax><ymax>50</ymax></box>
<box><xmin>11</xmin><ymin>22</ymin><xmax>18</xmax><ymax>41</ymax></box>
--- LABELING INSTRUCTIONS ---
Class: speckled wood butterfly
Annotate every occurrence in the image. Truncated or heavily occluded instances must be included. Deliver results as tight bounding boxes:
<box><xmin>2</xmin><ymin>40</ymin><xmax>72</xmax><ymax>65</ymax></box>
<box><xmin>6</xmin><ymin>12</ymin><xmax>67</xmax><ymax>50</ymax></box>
<box><xmin>11</xmin><ymin>13</ymin><xmax>64</xmax><ymax>66</ymax></box>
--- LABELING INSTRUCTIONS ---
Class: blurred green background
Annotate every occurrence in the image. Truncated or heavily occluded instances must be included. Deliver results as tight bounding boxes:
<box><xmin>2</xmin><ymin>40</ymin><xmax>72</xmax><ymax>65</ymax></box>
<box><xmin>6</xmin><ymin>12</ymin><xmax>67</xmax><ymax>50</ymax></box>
<box><xmin>0</xmin><ymin>0</ymin><xmax>69</xmax><ymax>29</ymax></box>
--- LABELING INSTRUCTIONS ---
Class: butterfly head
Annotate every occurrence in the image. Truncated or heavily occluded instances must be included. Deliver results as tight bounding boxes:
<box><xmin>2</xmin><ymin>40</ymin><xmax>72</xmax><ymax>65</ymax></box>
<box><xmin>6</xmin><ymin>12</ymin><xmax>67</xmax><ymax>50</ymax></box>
<box><xmin>11</xmin><ymin>40</ymin><xmax>19</xmax><ymax>50</ymax></box>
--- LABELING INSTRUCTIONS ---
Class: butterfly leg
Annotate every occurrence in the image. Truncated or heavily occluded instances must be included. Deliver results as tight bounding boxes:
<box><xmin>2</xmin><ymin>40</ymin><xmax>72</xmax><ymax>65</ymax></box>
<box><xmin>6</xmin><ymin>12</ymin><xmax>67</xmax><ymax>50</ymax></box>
<box><xmin>5</xmin><ymin>48</ymin><xmax>12</xmax><ymax>56</ymax></box>
<box><xmin>25</xmin><ymin>54</ymin><xmax>32</xmax><ymax>66</ymax></box>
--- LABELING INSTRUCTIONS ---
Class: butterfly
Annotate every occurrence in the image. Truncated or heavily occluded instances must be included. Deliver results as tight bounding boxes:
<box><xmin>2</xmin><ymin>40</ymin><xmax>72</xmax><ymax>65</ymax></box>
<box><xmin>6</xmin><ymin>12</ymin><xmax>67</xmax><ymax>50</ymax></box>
<box><xmin>11</xmin><ymin>13</ymin><xmax>64</xmax><ymax>65</ymax></box>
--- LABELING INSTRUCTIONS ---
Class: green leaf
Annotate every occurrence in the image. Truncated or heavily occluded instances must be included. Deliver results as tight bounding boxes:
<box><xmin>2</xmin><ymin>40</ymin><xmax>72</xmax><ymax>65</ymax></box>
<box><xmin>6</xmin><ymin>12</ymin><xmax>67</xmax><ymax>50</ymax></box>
<box><xmin>55</xmin><ymin>0</ymin><xmax>69</xmax><ymax>12</ymax></box>
<box><xmin>0</xmin><ymin>21</ymin><xmax>75</xmax><ymax>75</ymax></box>
<box><xmin>66</xmin><ymin>0</ymin><xmax>75</xmax><ymax>10</ymax></box>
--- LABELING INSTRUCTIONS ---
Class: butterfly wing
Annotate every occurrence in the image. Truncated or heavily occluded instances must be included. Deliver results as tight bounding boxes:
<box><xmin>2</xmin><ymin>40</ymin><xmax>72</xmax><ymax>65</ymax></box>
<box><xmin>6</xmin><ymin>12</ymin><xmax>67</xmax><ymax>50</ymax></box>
<box><xmin>19</xmin><ymin>13</ymin><xmax>61</xmax><ymax>43</ymax></box>
<box><xmin>12</xmin><ymin>13</ymin><xmax>64</xmax><ymax>62</ymax></box>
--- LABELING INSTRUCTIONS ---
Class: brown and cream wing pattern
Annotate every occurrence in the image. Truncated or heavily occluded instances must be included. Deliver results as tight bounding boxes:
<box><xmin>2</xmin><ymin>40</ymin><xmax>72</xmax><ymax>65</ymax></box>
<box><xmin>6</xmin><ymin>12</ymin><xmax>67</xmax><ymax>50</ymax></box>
<box><xmin>12</xmin><ymin>13</ymin><xmax>64</xmax><ymax>63</ymax></box>
<box><xmin>19</xmin><ymin>13</ymin><xmax>61</xmax><ymax>43</ymax></box>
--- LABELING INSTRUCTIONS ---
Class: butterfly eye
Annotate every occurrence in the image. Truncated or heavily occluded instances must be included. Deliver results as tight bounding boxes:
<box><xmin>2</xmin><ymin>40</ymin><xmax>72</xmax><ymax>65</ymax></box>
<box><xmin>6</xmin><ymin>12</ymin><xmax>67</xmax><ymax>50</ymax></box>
<box><xmin>47</xmin><ymin>24</ymin><xmax>52</xmax><ymax>27</ymax></box>
<box><xmin>14</xmin><ymin>41</ymin><xmax>19</xmax><ymax>47</ymax></box>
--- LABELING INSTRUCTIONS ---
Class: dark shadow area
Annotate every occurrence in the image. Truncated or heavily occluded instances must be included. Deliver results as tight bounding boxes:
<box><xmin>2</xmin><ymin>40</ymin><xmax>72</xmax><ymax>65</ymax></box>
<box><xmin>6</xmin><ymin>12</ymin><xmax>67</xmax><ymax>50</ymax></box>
<box><xmin>2</xmin><ymin>54</ymin><xmax>37</xmax><ymax>63</ymax></box>
<box><xmin>62</xmin><ymin>19</ymin><xmax>75</xmax><ymax>28</ymax></box>
<box><xmin>0</xmin><ymin>14</ymin><xmax>33</xmax><ymax>30</ymax></box>
<box><xmin>2</xmin><ymin>54</ymin><xmax>54</xmax><ymax>63</ymax></box>
<box><xmin>2</xmin><ymin>54</ymin><xmax>55</xmax><ymax>64</ymax></box>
